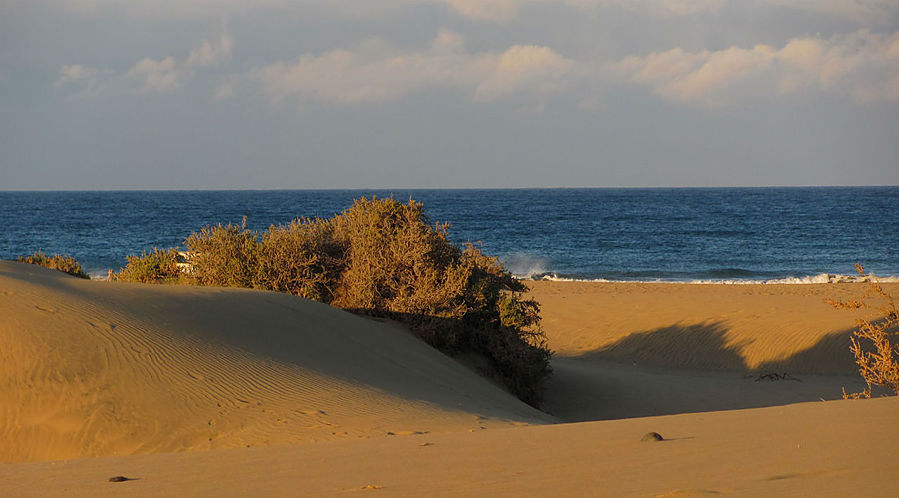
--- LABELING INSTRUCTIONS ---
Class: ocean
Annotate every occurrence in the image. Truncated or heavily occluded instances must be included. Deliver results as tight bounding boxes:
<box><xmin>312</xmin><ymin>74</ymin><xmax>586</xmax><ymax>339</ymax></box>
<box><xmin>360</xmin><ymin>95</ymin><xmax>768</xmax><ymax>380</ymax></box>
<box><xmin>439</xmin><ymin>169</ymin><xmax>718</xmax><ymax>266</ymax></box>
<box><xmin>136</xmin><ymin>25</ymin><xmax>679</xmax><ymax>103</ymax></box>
<box><xmin>1</xmin><ymin>187</ymin><xmax>897</xmax><ymax>282</ymax></box>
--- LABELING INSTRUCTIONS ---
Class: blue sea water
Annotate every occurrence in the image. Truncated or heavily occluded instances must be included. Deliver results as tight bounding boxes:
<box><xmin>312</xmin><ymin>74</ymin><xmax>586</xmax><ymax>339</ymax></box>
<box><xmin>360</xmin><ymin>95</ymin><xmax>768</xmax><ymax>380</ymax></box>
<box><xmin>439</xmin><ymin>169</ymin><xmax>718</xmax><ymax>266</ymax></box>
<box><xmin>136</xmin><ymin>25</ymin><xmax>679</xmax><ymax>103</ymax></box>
<box><xmin>1</xmin><ymin>188</ymin><xmax>897</xmax><ymax>282</ymax></box>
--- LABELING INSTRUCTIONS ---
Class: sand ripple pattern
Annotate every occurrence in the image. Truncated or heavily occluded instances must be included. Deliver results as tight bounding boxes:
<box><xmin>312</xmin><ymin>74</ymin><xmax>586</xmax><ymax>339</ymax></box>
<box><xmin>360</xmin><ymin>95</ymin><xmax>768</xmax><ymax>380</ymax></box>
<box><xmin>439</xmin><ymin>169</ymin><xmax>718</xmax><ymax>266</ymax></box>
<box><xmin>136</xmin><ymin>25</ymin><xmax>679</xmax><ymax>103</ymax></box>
<box><xmin>0</xmin><ymin>262</ymin><xmax>548</xmax><ymax>462</ymax></box>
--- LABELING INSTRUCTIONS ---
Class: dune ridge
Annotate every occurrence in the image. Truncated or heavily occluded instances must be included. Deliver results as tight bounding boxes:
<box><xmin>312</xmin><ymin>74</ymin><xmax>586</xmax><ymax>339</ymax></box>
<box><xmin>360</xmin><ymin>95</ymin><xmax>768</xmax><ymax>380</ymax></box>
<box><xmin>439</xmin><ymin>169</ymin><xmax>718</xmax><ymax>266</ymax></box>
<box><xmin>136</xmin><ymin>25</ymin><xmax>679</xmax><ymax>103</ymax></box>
<box><xmin>0</xmin><ymin>262</ymin><xmax>548</xmax><ymax>463</ymax></box>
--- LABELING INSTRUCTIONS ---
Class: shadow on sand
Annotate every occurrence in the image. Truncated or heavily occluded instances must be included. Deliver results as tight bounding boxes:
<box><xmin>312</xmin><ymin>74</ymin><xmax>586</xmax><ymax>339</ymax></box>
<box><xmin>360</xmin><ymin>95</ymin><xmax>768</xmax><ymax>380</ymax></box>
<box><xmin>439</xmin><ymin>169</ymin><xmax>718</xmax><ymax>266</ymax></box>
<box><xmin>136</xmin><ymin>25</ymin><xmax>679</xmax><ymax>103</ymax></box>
<box><xmin>543</xmin><ymin>321</ymin><xmax>872</xmax><ymax>422</ymax></box>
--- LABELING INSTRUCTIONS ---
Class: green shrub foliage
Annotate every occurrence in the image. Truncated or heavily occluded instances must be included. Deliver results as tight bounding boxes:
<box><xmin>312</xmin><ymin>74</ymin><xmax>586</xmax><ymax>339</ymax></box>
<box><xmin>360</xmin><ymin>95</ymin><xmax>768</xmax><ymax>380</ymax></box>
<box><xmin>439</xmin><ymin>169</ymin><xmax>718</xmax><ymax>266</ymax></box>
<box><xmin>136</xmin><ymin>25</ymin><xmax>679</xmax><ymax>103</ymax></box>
<box><xmin>117</xmin><ymin>197</ymin><xmax>552</xmax><ymax>405</ymax></box>
<box><xmin>18</xmin><ymin>251</ymin><xmax>90</xmax><ymax>279</ymax></box>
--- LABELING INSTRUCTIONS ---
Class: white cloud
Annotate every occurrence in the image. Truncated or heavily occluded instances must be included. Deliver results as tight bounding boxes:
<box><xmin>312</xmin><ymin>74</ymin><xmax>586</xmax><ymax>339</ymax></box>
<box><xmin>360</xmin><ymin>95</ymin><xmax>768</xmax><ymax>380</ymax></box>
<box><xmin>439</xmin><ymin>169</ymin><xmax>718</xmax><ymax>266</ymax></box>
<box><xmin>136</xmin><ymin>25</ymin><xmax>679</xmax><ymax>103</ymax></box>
<box><xmin>474</xmin><ymin>45</ymin><xmax>577</xmax><ymax>100</ymax></box>
<box><xmin>55</xmin><ymin>64</ymin><xmax>110</xmax><ymax>97</ymax></box>
<box><xmin>609</xmin><ymin>30</ymin><xmax>899</xmax><ymax>105</ymax></box>
<box><xmin>127</xmin><ymin>31</ymin><xmax>232</xmax><ymax>94</ymax></box>
<box><xmin>55</xmin><ymin>64</ymin><xmax>98</xmax><ymax>87</ymax></box>
<box><xmin>56</xmin><ymin>31</ymin><xmax>233</xmax><ymax>96</ymax></box>
<box><xmin>254</xmin><ymin>31</ymin><xmax>577</xmax><ymax>104</ymax></box>
<box><xmin>127</xmin><ymin>57</ymin><xmax>181</xmax><ymax>93</ymax></box>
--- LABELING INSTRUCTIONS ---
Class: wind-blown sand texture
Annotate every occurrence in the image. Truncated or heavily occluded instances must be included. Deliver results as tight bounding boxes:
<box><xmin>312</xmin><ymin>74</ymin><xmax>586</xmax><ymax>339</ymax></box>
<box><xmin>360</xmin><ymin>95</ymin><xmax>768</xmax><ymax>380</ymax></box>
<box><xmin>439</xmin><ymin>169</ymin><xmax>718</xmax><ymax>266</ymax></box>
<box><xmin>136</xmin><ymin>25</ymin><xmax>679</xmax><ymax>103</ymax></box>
<box><xmin>0</xmin><ymin>262</ymin><xmax>547</xmax><ymax>463</ymax></box>
<box><xmin>1</xmin><ymin>262</ymin><xmax>897</xmax><ymax>496</ymax></box>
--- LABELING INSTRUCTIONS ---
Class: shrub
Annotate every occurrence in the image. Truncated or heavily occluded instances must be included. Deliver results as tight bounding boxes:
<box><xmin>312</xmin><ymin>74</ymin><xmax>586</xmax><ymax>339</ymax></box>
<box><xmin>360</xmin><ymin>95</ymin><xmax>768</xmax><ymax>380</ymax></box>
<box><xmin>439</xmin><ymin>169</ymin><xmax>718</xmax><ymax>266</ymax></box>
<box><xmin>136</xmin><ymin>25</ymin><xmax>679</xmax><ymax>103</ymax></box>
<box><xmin>329</xmin><ymin>199</ymin><xmax>552</xmax><ymax>405</ymax></box>
<box><xmin>330</xmin><ymin>198</ymin><xmax>470</xmax><ymax>317</ymax></box>
<box><xmin>829</xmin><ymin>264</ymin><xmax>899</xmax><ymax>399</ymax></box>
<box><xmin>18</xmin><ymin>251</ymin><xmax>89</xmax><ymax>279</ymax></box>
<box><xmin>116</xmin><ymin>197</ymin><xmax>553</xmax><ymax>405</ymax></box>
<box><xmin>114</xmin><ymin>248</ymin><xmax>183</xmax><ymax>284</ymax></box>
<box><xmin>257</xmin><ymin>217</ymin><xmax>344</xmax><ymax>302</ymax></box>
<box><xmin>183</xmin><ymin>217</ymin><xmax>261</xmax><ymax>289</ymax></box>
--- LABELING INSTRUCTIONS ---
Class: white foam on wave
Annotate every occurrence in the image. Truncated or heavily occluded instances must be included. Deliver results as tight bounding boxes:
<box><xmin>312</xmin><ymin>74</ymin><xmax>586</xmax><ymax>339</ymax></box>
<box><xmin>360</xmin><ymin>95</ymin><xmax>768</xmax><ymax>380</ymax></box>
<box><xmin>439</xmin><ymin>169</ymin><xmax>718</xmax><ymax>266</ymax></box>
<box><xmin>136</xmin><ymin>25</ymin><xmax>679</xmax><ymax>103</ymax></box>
<box><xmin>502</xmin><ymin>253</ymin><xmax>552</xmax><ymax>280</ymax></box>
<box><xmin>521</xmin><ymin>272</ymin><xmax>899</xmax><ymax>285</ymax></box>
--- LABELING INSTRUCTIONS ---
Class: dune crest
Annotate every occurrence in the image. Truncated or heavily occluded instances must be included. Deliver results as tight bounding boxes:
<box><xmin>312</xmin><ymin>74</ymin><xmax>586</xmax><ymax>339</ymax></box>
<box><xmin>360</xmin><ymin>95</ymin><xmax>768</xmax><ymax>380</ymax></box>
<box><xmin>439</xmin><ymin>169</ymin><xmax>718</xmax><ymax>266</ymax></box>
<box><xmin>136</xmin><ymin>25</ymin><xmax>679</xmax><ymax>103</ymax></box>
<box><xmin>0</xmin><ymin>262</ymin><xmax>548</xmax><ymax>463</ymax></box>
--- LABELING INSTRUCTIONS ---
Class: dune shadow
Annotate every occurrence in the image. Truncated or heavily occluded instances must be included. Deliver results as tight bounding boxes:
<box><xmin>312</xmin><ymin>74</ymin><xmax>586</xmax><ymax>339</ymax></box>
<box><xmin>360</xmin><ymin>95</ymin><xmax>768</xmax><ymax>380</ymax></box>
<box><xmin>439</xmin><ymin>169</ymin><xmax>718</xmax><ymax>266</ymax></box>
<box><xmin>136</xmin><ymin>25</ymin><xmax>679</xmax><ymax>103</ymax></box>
<box><xmin>574</xmin><ymin>321</ymin><xmax>750</xmax><ymax>371</ymax></box>
<box><xmin>543</xmin><ymin>321</ymin><xmax>872</xmax><ymax>422</ymax></box>
<box><xmin>570</xmin><ymin>319</ymin><xmax>860</xmax><ymax>375</ymax></box>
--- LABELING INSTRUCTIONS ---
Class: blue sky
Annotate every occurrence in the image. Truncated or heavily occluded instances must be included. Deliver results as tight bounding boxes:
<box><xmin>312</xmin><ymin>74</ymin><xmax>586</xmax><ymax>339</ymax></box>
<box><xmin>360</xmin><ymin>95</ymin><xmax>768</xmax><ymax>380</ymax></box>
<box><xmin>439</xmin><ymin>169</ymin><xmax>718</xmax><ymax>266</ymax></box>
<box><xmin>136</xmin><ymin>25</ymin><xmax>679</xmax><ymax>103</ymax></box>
<box><xmin>1</xmin><ymin>0</ymin><xmax>898</xmax><ymax>189</ymax></box>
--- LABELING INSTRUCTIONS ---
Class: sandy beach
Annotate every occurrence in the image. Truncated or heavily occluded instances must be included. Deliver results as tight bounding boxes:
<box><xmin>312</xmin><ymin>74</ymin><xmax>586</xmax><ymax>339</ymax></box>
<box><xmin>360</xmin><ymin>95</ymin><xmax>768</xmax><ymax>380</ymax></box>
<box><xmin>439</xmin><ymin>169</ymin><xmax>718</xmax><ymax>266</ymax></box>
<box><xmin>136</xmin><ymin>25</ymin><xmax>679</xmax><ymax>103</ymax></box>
<box><xmin>2</xmin><ymin>261</ymin><xmax>897</xmax><ymax>496</ymax></box>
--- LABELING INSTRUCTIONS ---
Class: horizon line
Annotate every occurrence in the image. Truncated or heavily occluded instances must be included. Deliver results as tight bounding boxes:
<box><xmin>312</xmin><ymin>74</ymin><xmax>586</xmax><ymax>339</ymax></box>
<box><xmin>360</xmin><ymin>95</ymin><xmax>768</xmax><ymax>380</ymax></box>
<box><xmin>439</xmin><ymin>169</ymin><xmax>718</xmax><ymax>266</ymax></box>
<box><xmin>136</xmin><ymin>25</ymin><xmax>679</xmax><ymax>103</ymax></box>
<box><xmin>2</xmin><ymin>185</ymin><xmax>898</xmax><ymax>193</ymax></box>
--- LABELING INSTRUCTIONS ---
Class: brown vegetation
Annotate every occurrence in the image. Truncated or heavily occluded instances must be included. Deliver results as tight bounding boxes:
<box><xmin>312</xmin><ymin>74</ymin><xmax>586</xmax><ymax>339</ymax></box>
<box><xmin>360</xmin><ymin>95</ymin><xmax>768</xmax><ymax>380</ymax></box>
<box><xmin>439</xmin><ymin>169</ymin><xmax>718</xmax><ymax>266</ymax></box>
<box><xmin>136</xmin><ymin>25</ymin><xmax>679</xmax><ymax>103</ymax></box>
<box><xmin>115</xmin><ymin>248</ymin><xmax>183</xmax><ymax>284</ymax></box>
<box><xmin>17</xmin><ymin>251</ymin><xmax>89</xmax><ymax>279</ymax></box>
<box><xmin>115</xmin><ymin>197</ymin><xmax>552</xmax><ymax>405</ymax></box>
<box><xmin>829</xmin><ymin>264</ymin><xmax>899</xmax><ymax>398</ymax></box>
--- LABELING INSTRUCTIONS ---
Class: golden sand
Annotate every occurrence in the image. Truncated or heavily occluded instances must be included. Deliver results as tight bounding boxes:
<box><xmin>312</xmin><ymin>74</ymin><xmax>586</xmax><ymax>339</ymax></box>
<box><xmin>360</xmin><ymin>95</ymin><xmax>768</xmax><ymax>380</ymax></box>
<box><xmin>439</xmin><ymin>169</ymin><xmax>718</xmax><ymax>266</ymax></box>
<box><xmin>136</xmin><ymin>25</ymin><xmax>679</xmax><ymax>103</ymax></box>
<box><xmin>1</xmin><ymin>262</ymin><xmax>897</xmax><ymax>496</ymax></box>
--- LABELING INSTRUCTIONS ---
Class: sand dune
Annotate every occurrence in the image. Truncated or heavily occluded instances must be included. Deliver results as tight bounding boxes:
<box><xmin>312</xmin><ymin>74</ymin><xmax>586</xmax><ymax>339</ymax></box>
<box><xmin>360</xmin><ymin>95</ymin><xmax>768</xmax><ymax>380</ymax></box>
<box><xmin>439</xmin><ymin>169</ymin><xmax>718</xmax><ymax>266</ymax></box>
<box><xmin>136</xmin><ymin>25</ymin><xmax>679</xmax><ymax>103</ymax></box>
<box><xmin>2</xmin><ymin>263</ymin><xmax>897</xmax><ymax>496</ymax></box>
<box><xmin>526</xmin><ymin>280</ymin><xmax>896</xmax><ymax>373</ymax></box>
<box><xmin>0</xmin><ymin>262</ymin><xmax>548</xmax><ymax>462</ymax></box>
<box><xmin>526</xmin><ymin>280</ymin><xmax>895</xmax><ymax>420</ymax></box>
<box><xmin>2</xmin><ymin>396</ymin><xmax>897</xmax><ymax>497</ymax></box>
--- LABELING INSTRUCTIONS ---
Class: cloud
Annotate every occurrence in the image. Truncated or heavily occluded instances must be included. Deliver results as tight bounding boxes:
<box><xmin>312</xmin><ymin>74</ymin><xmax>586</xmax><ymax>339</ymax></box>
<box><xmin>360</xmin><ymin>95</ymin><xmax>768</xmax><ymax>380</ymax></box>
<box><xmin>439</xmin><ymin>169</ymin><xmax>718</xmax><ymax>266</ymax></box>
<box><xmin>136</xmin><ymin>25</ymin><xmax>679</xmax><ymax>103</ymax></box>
<box><xmin>253</xmin><ymin>28</ymin><xmax>899</xmax><ymax>108</ymax></box>
<box><xmin>762</xmin><ymin>0</ymin><xmax>898</xmax><ymax>23</ymax></box>
<box><xmin>127</xmin><ymin>31</ymin><xmax>232</xmax><ymax>93</ymax></box>
<box><xmin>55</xmin><ymin>31</ymin><xmax>233</xmax><ymax>97</ymax></box>
<box><xmin>439</xmin><ymin>0</ymin><xmax>727</xmax><ymax>21</ymax></box>
<box><xmin>609</xmin><ymin>30</ymin><xmax>899</xmax><ymax>105</ymax></box>
<box><xmin>253</xmin><ymin>30</ymin><xmax>577</xmax><ymax>104</ymax></box>
<box><xmin>474</xmin><ymin>45</ymin><xmax>577</xmax><ymax>100</ymax></box>
<box><xmin>55</xmin><ymin>64</ymin><xmax>112</xmax><ymax>97</ymax></box>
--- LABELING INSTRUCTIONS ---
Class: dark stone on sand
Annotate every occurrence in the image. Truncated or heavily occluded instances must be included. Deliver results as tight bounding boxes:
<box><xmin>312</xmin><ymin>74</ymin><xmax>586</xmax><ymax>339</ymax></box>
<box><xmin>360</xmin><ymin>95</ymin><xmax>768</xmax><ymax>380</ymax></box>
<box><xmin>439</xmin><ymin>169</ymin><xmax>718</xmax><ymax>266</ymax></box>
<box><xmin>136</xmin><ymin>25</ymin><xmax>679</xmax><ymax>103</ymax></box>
<box><xmin>108</xmin><ymin>476</ymin><xmax>133</xmax><ymax>482</ymax></box>
<box><xmin>641</xmin><ymin>432</ymin><xmax>664</xmax><ymax>442</ymax></box>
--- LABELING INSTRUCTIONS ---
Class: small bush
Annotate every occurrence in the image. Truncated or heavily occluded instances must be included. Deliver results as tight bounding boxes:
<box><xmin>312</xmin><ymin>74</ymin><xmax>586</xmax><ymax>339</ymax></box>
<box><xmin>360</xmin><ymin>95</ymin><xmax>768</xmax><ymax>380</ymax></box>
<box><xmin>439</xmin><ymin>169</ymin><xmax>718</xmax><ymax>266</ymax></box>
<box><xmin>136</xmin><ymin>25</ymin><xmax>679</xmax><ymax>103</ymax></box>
<box><xmin>330</xmin><ymin>198</ymin><xmax>471</xmax><ymax>317</ymax></box>
<box><xmin>258</xmin><ymin>218</ymin><xmax>344</xmax><ymax>302</ymax></box>
<box><xmin>114</xmin><ymin>248</ymin><xmax>183</xmax><ymax>284</ymax></box>
<box><xmin>116</xmin><ymin>197</ymin><xmax>553</xmax><ymax>405</ymax></box>
<box><xmin>18</xmin><ymin>251</ymin><xmax>89</xmax><ymax>279</ymax></box>
<box><xmin>829</xmin><ymin>264</ymin><xmax>899</xmax><ymax>399</ymax></box>
<box><xmin>183</xmin><ymin>217</ymin><xmax>261</xmax><ymax>289</ymax></box>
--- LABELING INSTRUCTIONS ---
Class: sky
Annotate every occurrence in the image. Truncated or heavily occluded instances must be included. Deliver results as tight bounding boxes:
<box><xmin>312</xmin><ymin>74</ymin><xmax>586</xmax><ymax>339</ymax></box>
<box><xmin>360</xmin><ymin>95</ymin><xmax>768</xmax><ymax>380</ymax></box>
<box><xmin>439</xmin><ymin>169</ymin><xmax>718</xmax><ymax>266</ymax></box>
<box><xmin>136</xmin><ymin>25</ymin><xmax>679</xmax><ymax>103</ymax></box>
<box><xmin>1</xmin><ymin>0</ymin><xmax>898</xmax><ymax>189</ymax></box>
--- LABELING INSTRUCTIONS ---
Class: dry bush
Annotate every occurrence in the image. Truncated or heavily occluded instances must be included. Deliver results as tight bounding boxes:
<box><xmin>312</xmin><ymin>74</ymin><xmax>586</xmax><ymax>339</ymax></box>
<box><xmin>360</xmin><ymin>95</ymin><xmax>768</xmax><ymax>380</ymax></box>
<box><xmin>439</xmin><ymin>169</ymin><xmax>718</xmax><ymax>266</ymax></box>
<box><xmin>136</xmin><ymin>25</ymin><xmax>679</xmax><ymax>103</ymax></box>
<box><xmin>18</xmin><ymin>251</ymin><xmax>89</xmax><ymax>279</ymax></box>
<box><xmin>829</xmin><ymin>264</ymin><xmax>899</xmax><ymax>399</ymax></box>
<box><xmin>183</xmin><ymin>217</ymin><xmax>261</xmax><ymax>289</ymax></box>
<box><xmin>331</xmin><ymin>198</ymin><xmax>470</xmax><ymax>317</ymax></box>
<box><xmin>257</xmin><ymin>218</ymin><xmax>344</xmax><ymax>302</ymax></box>
<box><xmin>114</xmin><ymin>248</ymin><xmax>183</xmax><ymax>284</ymax></box>
<box><xmin>116</xmin><ymin>197</ymin><xmax>552</xmax><ymax>405</ymax></box>
<box><xmin>330</xmin><ymin>198</ymin><xmax>552</xmax><ymax>405</ymax></box>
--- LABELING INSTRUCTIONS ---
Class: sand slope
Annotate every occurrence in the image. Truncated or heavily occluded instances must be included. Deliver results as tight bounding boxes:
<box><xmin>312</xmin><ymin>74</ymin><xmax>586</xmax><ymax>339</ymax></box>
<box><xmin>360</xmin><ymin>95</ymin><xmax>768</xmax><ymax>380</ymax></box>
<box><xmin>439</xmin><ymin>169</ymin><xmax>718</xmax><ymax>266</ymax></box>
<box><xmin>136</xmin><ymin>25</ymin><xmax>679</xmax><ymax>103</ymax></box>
<box><xmin>2</xmin><ymin>263</ymin><xmax>897</xmax><ymax>497</ymax></box>
<box><xmin>526</xmin><ymin>280</ymin><xmax>897</xmax><ymax>372</ymax></box>
<box><xmin>0</xmin><ymin>262</ymin><xmax>549</xmax><ymax>462</ymax></box>
<box><xmin>526</xmin><ymin>280</ymin><xmax>894</xmax><ymax>420</ymax></box>
<box><xmin>2</xmin><ymin>396</ymin><xmax>897</xmax><ymax>497</ymax></box>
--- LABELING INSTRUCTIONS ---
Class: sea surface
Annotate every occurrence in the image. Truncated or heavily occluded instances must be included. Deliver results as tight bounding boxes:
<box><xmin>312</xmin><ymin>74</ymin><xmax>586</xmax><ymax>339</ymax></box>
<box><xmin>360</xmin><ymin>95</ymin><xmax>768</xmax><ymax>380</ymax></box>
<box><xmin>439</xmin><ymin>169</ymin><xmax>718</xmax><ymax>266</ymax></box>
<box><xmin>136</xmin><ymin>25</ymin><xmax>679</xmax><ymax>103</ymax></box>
<box><xmin>1</xmin><ymin>188</ymin><xmax>897</xmax><ymax>282</ymax></box>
